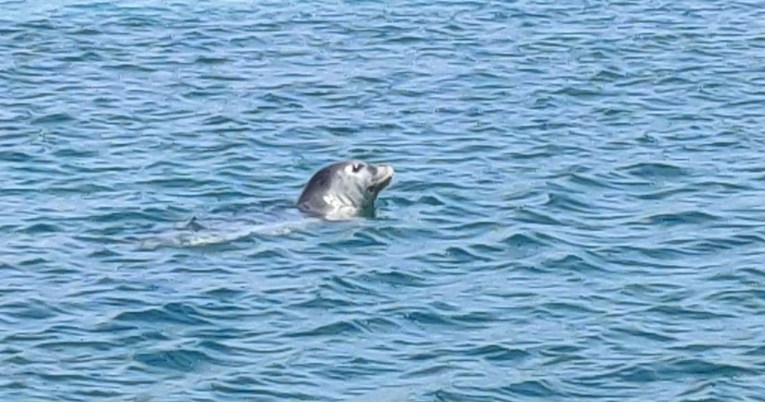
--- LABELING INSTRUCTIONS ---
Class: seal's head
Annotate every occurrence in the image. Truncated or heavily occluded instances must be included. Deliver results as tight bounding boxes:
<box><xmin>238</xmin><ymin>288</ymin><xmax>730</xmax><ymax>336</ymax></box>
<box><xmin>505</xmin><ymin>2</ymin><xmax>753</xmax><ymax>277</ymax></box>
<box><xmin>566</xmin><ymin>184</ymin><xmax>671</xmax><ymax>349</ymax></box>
<box><xmin>297</xmin><ymin>160</ymin><xmax>394</xmax><ymax>220</ymax></box>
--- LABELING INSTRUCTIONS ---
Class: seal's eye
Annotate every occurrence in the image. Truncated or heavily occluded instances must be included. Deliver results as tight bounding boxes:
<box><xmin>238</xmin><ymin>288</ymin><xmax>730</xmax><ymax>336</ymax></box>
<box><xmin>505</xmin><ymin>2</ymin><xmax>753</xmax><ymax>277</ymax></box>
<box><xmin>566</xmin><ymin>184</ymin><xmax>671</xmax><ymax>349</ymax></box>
<box><xmin>352</xmin><ymin>163</ymin><xmax>364</xmax><ymax>173</ymax></box>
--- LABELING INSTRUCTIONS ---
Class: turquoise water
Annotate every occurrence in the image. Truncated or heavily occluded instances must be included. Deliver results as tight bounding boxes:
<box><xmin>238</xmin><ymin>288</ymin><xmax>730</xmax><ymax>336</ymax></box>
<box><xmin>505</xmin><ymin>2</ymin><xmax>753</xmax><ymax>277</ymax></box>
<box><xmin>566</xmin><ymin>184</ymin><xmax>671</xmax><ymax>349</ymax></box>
<box><xmin>2</xmin><ymin>0</ymin><xmax>765</xmax><ymax>400</ymax></box>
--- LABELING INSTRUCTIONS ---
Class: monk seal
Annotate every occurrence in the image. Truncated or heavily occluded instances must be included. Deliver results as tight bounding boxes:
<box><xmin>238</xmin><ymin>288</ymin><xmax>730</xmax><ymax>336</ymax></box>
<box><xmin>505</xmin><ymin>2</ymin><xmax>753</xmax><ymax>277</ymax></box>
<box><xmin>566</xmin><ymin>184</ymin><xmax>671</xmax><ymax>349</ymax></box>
<box><xmin>138</xmin><ymin>159</ymin><xmax>394</xmax><ymax>249</ymax></box>
<box><xmin>297</xmin><ymin>160</ymin><xmax>394</xmax><ymax>220</ymax></box>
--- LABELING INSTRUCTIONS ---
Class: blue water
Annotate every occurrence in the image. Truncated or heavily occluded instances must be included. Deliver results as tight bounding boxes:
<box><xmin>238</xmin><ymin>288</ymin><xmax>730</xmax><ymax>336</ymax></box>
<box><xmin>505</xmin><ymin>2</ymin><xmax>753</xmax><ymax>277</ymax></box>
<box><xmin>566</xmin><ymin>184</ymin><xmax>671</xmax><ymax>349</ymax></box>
<box><xmin>2</xmin><ymin>1</ymin><xmax>765</xmax><ymax>400</ymax></box>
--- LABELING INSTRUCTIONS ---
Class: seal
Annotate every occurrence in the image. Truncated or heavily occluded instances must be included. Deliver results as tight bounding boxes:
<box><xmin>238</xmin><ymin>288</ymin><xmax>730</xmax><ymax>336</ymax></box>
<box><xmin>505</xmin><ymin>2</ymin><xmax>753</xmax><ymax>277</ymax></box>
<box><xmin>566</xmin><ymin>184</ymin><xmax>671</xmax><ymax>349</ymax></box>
<box><xmin>137</xmin><ymin>159</ymin><xmax>394</xmax><ymax>250</ymax></box>
<box><xmin>297</xmin><ymin>160</ymin><xmax>394</xmax><ymax>220</ymax></box>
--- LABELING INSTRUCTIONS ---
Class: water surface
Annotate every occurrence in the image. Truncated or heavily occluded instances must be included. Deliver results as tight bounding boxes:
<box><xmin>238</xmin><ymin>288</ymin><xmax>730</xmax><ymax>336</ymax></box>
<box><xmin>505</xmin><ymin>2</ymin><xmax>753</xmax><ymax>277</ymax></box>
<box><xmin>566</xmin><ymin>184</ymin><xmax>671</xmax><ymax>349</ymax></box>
<box><xmin>2</xmin><ymin>1</ymin><xmax>765</xmax><ymax>401</ymax></box>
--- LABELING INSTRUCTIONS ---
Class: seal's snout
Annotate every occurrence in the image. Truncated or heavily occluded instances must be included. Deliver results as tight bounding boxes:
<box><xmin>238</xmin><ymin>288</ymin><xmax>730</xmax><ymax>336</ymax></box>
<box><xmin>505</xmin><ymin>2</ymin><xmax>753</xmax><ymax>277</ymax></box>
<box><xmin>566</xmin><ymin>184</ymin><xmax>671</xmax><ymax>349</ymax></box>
<box><xmin>369</xmin><ymin>164</ymin><xmax>394</xmax><ymax>193</ymax></box>
<box><xmin>377</xmin><ymin>164</ymin><xmax>394</xmax><ymax>180</ymax></box>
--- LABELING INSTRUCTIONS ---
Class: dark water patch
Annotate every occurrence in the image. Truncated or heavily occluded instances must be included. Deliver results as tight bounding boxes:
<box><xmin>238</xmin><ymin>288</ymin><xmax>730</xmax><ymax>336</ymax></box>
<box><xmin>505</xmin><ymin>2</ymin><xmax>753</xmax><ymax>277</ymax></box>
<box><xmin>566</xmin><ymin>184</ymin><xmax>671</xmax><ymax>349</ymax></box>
<box><xmin>88</xmin><ymin>210</ymin><xmax>172</xmax><ymax>224</ymax></box>
<box><xmin>643</xmin><ymin>305</ymin><xmax>735</xmax><ymax>321</ymax></box>
<box><xmin>687</xmin><ymin>235</ymin><xmax>765</xmax><ymax>254</ymax></box>
<box><xmin>322</xmin><ymin>275</ymin><xmax>379</xmax><ymax>296</ymax></box>
<box><xmin>499</xmin><ymin>232</ymin><xmax>551</xmax><ymax>259</ymax></box>
<box><xmin>543</xmin><ymin>191</ymin><xmax>593</xmax><ymax>213</ymax></box>
<box><xmin>403</xmin><ymin>363</ymin><xmax>454</xmax><ymax>378</ymax></box>
<box><xmin>201</xmin><ymin>114</ymin><xmax>248</xmax><ymax>127</ymax></box>
<box><xmin>441</xmin><ymin>245</ymin><xmax>493</xmax><ymax>263</ymax></box>
<box><xmin>657</xmin><ymin>357</ymin><xmax>758</xmax><ymax>378</ymax></box>
<box><xmin>31</xmin><ymin>112</ymin><xmax>75</xmax><ymax>125</ymax></box>
<box><xmin>467</xmin><ymin>242</ymin><xmax>508</xmax><ymax>257</ymax></box>
<box><xmin>291</xmin><ymin>293</ymin><xmax>352</xmax><ymax>310</ymax></box>
<box><xmin>18</xmin><ymin>223</ymin><xmax>63</xmax><ymax>234</ymax></box>
<box><xmin>286</xmin><ymin>320</ymin><xmax>364</xmax><ymax>338</ymax></box>
<box><xmin>319</xmin><ymin>356</ymin><xmax>398</xmax><ymax>380</ymax></box>
<box><xmin>618</xmin><ymin>162</ymin><xmax>687</xmax><ymax>180</ymax></box>
<box><xmin>1</xmin><ymin>300</ymin><xmax>60</xmax><ymax>321</ymax></box>
<box><xmin>196</xmin><ymin>339</ymin><xmax>253</xmax><ymax>359</ymax></box>
<box><xmin>334</xmin><ymin>231</ymin><xmax>389</xmax><ymax>249</ymax></box>
<box><xmin>538</xmin><ymin>301</ymin><xmax>602</xmax><ymax>318</ymax></box>
<box><xmin>87</xmin><ymin>247</ymin><xmax>122</xmax><ymax>259</ymax></box>
<box><xmin>199</xmin><ymin>73</ymin><xmax>246</xmax><ymax>82</ymax></box>
<box><xmin>634</xmin><ymin>185</ymin><xmax>703</xmax><ymax>200</ymax></box>
<box><xmin>468</xmin><ymin>344</ymin><xmax>531</xmax><ymax>362</ymax></box>
<box><xmin>359</xmin><ymin>269</ymin><xmax>427</xmax><ymax>289</ymax></box>
<box><xmin>644</xmin><ymin>210</ymin><xmax>719</xmax><ymax>226</ymax></box>
<box><xmin>195</xmin><ymin>56</ymin><xmax>229</xmax><ymax>64</ymax></box>
<box><xmin>565</xmin><ymin>171</ymin><xmax>622</xmax><ymax>190</ymax></box>
<box><xmin>396</xmin><ymin>307</ymin><xmax>491</xmax><ymax>331</ymax></box>
<box><xmin>206</xmin><ymin>374</ymin><xmax>267</xmax><ymax>393</ymax></box>
<box><xmin>50</xmin><ymin>147</ymin><xmax>100</xmax><ymax>159</ymax></box>
<box><xmin>512</xmin><ymin>208</ymin><xmax>564</xmax><ymax>226</ymax></box>
<box><xmin>702</xmin><ymin>289</ymin><xmax>765</xmax><ymax>310</ymax></box>
<box><xmin>134</xmin><ymin>348</ymin><xmax>216</xmax><ymax>372</ymax></box>
<box><xmin>497</xmin><ymin>379</ymin><xmax>559</xmax><ymax>398</ymax></box>
<box><xmin>575</xmin><ymin>363</ymin><xmax>660</xmax><ymax>386</ymax></box>
<box><xmin>203</xmin><ymin>287</ymin><xmax>247</xmax><ymax>300</ymax></box>
<box><xmin>211</xmin><ymin>383</ymin><xmax>318</xmax><ymax>401</ymax></box>
<box><xmin>46</xmin><ymin>182</ymin><xmax>115</xmax><ymax>195</ymax></box>
<box><xmin>0</xmin><ymin>151</ymin><xmax>33</xmax><ymax>162</ymax></box>
<box><xmin>137</xmin><ymin>177</ymin><xmax>219</xmax><ymax>189</ymax></box>
<box><xmin>113</xmin><ymin>303</ymin><xmax>213</xmax><ymax>326</ymax></box>
<box><xmin>542</xmin><ymin>253</ymin><xmax>611</xmax><ymax>274</ymax></box>
<box><xmin>611</xmin><ymin>325</ymin><xmax>678</xmax><ymax>343</ymax></box>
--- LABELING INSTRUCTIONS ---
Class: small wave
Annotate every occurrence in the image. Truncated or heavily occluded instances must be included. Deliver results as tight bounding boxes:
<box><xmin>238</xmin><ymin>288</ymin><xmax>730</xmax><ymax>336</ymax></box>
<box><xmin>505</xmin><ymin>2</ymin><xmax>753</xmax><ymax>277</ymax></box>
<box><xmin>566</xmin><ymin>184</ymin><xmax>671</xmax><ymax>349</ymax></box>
<box><xmin>467</xmin><ymin>344</ymin><xmax>531</xmax><ymax>362</ymax></box>
<box><xmin>134</xmin><ymin>348</ymin><xmax>216</xmax><ymax>372</ymax></box>
<box><xmin>113</xmin><ymin>302</ymin><xmax>213</xmax><ymax>326</ymax></box>
<box><xmin>617</xmin><ymin>162</ymin><xmax>686</xmax><ymax>179</ymax></box>
<box><xmin>18</xmin><ymin>223</ymin><xmax>63</xmax><ymax>234</ymax></box>
<box><xmin>31</xmin><ymin>112</ymin><xmax>75</xmax><ymax>125</ymax></box>
<box><xmin>644</xmin><ymin>210</ymin><xmax>720</xmax><ymax>226</ymax></box>
<box><xmin>286</xmin><ymin>317</ymin><xmax>399</xmax><ymax>338</ymax></box>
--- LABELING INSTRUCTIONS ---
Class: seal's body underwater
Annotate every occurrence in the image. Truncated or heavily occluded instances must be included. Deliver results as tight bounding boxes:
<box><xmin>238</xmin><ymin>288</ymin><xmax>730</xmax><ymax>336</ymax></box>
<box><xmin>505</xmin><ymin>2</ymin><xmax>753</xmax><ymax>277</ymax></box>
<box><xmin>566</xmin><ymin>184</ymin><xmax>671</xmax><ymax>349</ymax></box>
<box><xmin>297</xmin><ymin>160</ymin><xmax>394</xmax><ymax>220</ymax></box>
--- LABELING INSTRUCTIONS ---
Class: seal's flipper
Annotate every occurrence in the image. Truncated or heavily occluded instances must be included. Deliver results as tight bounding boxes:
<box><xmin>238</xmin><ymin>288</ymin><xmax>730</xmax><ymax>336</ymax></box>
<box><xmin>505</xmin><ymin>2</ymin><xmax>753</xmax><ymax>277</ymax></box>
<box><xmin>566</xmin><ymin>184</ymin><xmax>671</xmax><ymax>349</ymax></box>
<box><xmin>183</xmin><ymin>216</ymin><xmax>205</xmax><ymax>232</ymax></box>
